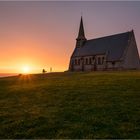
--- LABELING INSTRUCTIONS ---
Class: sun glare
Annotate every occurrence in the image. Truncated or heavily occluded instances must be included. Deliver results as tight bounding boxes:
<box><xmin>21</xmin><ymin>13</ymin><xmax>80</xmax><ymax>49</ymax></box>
<box><xmin>22</xmin><ymin>66</ymin><xmax>30</xmax><ymax>74</ymax></box>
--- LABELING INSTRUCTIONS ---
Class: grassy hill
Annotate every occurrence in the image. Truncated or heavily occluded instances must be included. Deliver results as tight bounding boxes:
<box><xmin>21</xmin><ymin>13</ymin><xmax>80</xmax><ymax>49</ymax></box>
<box><xmin>0</xmin><ymin>71</ymin><xmax>140</xmax><ymax>138</ymax></box>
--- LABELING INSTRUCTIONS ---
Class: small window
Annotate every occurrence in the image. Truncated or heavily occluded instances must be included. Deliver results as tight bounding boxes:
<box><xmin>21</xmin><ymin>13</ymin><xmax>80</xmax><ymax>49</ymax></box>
<box><xmin>77</xmin><ymin>41</ymin><xmax>80</xmax><ymax>47</ymax></box>
<box><xmin>75</xmin><ymin>59</ymin><xmax>77</xmax><ymax>65</ymax></box>
<box><xmin>98</xmin><ymin>57</ymin><xmax>101</xmax><ymax>65</ymax></box>
<box><xmin>86</xmin><ymin>58</ymin><xmax>88</xmax><ymax>65</ymax></box>
<box><xmin>78</xmin><ymin>59</ymin><xmax>80</xmax><ymax>65</ymax></box>
<box><xmin>102</xmin><ymin>57</ymin><xmax>105</xmax><ymax>64</ymax></box>
<box><xmin>112</xmin><ymin>61</ymin><xmax>115</xmax><ymax>65</ymax></box>
<box><xmin>72</xmin><ymin>60</ymin><xmax>74</xmax><ymax>64</ymax></box>
<box><xmin>89</xmin><ymin>58</ymin><xmax>92</xmax><ymax>64</ymax></box>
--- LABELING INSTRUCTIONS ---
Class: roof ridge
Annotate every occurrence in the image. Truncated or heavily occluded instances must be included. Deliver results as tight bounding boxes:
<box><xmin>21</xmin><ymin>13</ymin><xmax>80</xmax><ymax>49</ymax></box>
<box><xmin>87</xmin><ymin>31</ymin><xmax>131</xmax><ymax>42</ymax></box>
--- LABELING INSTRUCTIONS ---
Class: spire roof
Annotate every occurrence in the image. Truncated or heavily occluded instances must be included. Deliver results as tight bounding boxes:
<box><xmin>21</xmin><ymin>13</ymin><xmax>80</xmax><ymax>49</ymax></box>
<box><xmin>77</xmin><ymin>16</ymin><xmax>86</xmax><ymax>39</ymax></box>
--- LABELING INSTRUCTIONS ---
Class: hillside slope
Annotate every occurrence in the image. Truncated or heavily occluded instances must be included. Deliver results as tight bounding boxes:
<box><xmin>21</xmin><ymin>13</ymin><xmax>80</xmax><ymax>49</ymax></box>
<box><xmin>0</xmin><ymin>71</ymin><xmax>140</xmax><ymax>138</ymax></box>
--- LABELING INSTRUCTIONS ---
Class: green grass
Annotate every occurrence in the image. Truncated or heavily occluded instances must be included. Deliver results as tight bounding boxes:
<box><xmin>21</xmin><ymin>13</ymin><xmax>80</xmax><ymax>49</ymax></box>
<box><xmin>0</xmin><ymin>71</ymin><xmax>140</xmax><ymax>138</ymax></box>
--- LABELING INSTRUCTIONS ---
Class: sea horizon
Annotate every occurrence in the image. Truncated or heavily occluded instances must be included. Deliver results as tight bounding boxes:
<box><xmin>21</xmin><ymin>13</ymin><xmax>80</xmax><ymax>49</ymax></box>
<box><xmin>0</xmin><ymin>73</ymin><xmax>19</xmax><ymax>78</ymax></box>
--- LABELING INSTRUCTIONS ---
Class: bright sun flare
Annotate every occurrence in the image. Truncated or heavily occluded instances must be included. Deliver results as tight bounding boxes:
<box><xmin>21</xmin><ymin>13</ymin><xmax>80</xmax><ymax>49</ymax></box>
<box><xmin>22</xmin><ymin>66</ymin><xmax>30</xmax><ymax>74</ymax></box>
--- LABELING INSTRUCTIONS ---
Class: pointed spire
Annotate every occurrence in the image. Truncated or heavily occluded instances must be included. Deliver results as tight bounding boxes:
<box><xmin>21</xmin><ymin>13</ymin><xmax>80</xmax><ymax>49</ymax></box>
<box><xmin>77</xmin><ymin>16</ymin><xmax>86</xmax><ymax>39</ymax></box>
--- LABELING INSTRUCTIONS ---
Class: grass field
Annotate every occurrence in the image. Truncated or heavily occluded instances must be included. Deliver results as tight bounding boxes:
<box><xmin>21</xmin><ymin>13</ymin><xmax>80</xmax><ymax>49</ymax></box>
<box><xmin>0</xmin><ymin>71</ymin><xmax>140</xmax><ymax>138</ymax></box>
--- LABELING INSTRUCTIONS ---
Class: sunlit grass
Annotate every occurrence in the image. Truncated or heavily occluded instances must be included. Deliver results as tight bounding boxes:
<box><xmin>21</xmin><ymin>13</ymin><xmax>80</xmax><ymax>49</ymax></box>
<box><xmin>0</xmin><ymin>71</ymin><xmax>140</xmax><ymax>138</ymax></box>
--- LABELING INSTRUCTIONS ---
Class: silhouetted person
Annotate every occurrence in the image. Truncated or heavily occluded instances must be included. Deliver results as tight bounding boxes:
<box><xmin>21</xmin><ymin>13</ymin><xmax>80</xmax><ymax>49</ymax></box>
<box><xmin>42</xmin><ymin>69</ymin><xmax>46</xmax><ymax>74</ymax></box>
<box><xmin>50</xmin><ymin>67</ymin><xmax>52</xmax><ymax>72</ymax></box>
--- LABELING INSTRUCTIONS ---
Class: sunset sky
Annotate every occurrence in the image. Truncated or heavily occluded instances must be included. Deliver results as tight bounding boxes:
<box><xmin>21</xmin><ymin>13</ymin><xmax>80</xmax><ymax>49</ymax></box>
<box><xmin>0</xmin><ymin>1</ymin><xmax>140</xmax><ymax>73</ymax></box>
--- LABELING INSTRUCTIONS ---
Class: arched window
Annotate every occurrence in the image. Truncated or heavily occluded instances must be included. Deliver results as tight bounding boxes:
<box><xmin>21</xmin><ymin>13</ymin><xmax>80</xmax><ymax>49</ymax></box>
<box><xmin>102</xmin><ymin>57</ymin><xmax>105</xmax><ymax>64</ymax></box>
<box><xmin>89</xmin><ymin>58</ymin><xmax>92</xmax><ymax>64</ymax></box>
<box><xmin>78</xmin><ymin>59</ymin><xmax>80</xmax><ymax>65</ymax></box>
<box><xmin>72</xmin><ymin>60</ymin><xmax>74</xmax><ymax>65</ymax></box>
<box><xmin>86</xmin><ymin>58</ymin><xmax>88</xmax><ymax>65</ymax></box>
<box><xmin>77</xmin><ymin>41</ymin><xmax>80</xmax><ymax>47</ymax></box>
<box><xmin>75</xmin><ymin>59</ymin><xmax>77</xmax><ymax>65</ymax></box>
<box><xmin>98</xmin><ymin>57</ymin><xmax>101</xmax><ymax>65</ymax></box>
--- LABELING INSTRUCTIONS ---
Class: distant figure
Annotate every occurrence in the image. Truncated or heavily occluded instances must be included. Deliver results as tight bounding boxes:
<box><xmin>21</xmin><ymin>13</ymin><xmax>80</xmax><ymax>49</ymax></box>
<box><xmin>50</xmin><ymin>67</ymin><xmax>52</xmax><ymax>72</ymax></box>
<box><xmin>42</xmin><ymin>69</ymin><xmax>46</xmax><ymax>74</ymax></box>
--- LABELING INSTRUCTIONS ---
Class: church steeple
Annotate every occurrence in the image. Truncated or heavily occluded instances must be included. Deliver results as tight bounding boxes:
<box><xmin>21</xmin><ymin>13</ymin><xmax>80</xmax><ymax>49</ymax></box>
<box><xmin>77</xmin><ymin>16</ymin><xmax>86</xmax><ymax>39</ymax></box>
<box><xmin>76</xmin><ymin>16</ymin><xmax>86</xmax><ymax>47</ymax></box>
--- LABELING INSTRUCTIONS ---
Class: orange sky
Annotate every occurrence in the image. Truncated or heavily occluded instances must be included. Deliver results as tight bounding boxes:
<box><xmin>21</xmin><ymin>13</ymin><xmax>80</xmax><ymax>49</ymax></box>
<box><xmin>0</xmin><ymin>1</ymin><xmax>140</xmax><ymax>74</ymax></box>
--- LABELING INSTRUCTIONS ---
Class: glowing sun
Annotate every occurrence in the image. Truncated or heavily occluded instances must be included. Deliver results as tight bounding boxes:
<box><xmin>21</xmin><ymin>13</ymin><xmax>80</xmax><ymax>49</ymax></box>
<box><xmin>22</xmin><ymin>66</ymin><xmax>31</xmax><ymax>74</ymax></box>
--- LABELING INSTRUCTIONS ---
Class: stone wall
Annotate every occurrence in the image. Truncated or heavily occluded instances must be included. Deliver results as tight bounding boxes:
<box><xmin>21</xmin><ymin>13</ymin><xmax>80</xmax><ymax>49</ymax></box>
<box><xmin>106</xmin><ymin>61</ymin><xmax>122</xmax><ymax>70</ymax></box>
<box><xmin>70</xmin><ymin>54</ymin><xmax>107</xmax><ymax>71</ymax></box>
<box><xmin>122</xmin><ymin>34</ymin><xmax>140</xmax><ymax>69</ymax></box>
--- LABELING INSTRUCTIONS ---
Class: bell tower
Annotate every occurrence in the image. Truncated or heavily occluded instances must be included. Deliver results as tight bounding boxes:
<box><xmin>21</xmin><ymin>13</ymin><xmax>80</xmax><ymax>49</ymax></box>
<box><xmin>76</xmin><ymin>16</ymin><xmax>87</xmax><ymax>47</ymax></box>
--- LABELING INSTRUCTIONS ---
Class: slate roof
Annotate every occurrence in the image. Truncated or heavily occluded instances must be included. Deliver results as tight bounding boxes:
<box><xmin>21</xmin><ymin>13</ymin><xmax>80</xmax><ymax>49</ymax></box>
<box><xmin>72</xmin><ymin>31</ymin><xmax>132</xmax><ymax>61</ymax></box>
